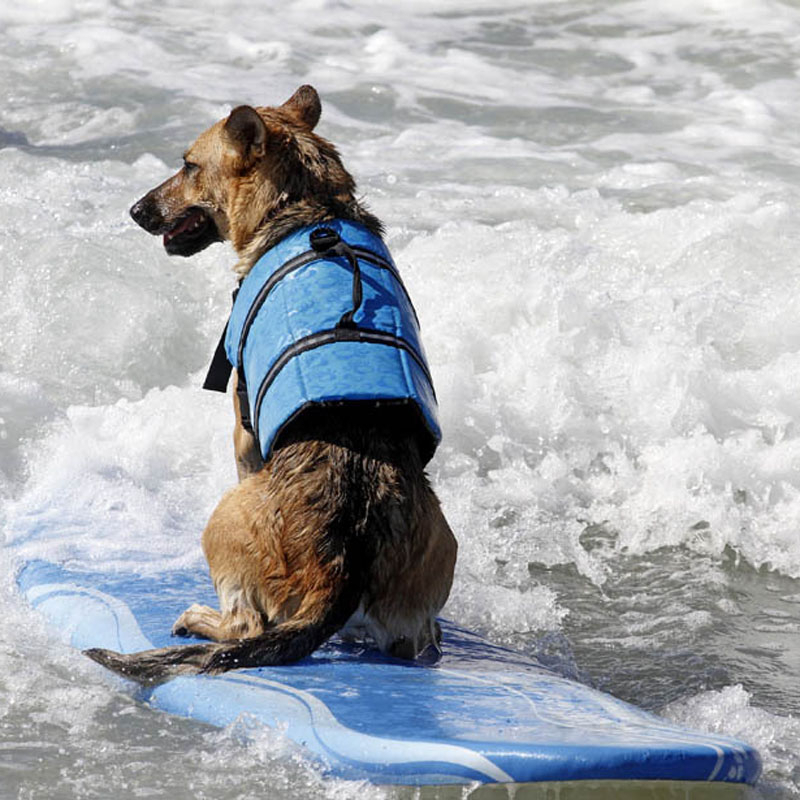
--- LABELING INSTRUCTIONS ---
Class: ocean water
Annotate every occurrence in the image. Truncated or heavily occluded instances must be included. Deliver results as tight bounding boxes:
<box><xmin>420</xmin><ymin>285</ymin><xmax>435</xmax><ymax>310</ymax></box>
<box><xmin>1</xmin><ymin>0</ymin><xmax>800</xmax><ymax>797</ymax></box>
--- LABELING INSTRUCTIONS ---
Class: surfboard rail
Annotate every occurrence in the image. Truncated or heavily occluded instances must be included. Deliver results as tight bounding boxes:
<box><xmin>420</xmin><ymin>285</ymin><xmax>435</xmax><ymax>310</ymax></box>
<box><xmin>17</xmin><ymin>560</ymin><xmax>762</xmax><ymax>791</ymax></box>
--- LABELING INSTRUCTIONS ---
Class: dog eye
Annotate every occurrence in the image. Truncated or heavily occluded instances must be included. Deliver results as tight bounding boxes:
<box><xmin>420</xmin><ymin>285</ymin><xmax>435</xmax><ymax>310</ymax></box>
<box><xmin>183</xmin><ymin>159</ymin><xmax>200</xmax><ymax>173</ymax></box>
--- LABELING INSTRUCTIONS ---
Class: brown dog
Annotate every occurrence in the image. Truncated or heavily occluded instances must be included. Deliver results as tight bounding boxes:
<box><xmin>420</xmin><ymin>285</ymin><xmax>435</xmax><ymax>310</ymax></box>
<box><xmin>85</xmin><ymin>86</ymin><xmax>456</xmax><ymax>683</ymax></box>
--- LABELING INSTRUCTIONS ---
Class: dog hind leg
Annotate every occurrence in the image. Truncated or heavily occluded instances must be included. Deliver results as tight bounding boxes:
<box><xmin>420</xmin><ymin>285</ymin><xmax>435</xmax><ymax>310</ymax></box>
<box><xmin>171</xmin><ymin>476</ymin><xmax>287</xmax><ymax>643</ymax></box>
<box><xmin>171</xmin><ymin>585</ymin><xmax>267</xmax><ymax>641</ymax></box>
<box><xmin>364</xmin><ymin>486</ymin><xmax>457</xmax><ymax>659</ymax></box>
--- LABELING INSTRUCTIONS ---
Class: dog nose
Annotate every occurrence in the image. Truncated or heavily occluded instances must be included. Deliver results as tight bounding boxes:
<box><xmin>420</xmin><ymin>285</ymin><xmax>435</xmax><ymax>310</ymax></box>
<box><xmin>129</xmin><ymin>195</ymin><xmax>163</xmax><ymax>233</ymax></box>
<box><xmin>130</xmin><ymin>198</ymin><xmax>146</xmax><ymax>225</ymax></box>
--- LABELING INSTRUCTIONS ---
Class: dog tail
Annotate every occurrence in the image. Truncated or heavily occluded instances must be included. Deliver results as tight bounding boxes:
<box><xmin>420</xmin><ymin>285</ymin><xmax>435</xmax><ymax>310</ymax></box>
<box><xmin>84</xmin><ymin>561</ymin><xmax>366</xmax><ymax>685</ymax></box>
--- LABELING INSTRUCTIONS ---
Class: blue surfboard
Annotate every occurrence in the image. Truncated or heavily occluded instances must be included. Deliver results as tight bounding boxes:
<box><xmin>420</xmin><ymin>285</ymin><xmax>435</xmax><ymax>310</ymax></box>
<box><xmin>17</xmin><ymin>559</ymin><xmax>760</xmax><ymax>795</ymax></box>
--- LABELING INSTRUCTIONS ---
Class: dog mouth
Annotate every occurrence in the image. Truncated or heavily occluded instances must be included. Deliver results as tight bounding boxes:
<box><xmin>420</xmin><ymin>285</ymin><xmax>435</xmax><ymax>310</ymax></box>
<box><xmin>163</xmin><ymin>207</ymin><xmax>221</xmax><ymax>256</ymax></box>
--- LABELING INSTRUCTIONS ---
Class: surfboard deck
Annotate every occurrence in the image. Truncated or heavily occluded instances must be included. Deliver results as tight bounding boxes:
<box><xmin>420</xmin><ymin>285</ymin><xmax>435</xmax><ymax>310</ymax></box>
<box><xmin>17</xmin><ymin>559</ymin><xmax>761</xmax><ymax>794</ymax></box>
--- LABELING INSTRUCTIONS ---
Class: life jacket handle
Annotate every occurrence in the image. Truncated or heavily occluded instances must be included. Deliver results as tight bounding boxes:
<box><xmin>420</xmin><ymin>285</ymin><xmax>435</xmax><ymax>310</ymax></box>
<box><xmin>310</xmin><ymin>227</ymin><xmax>363</xmax><ymax>329</ymax></box>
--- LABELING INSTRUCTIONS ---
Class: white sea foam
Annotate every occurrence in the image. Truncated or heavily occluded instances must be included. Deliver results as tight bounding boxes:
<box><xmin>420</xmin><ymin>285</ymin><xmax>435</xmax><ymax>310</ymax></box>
<box><xmin>664</xmin><ymin>686</ymin><xmax>800</xmax><ymax>795</ymax></box>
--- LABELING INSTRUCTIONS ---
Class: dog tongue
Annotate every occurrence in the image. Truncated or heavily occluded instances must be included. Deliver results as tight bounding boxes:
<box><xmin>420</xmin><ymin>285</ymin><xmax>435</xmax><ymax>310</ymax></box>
<box><xmin>164</xmin><ymin>210</ymin><xmax>203</xmax><ymax>244</ymax></box>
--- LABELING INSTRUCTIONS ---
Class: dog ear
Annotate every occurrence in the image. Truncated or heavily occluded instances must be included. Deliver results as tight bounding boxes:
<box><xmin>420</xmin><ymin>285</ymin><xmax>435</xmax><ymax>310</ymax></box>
<box><xmin>281</xmin><ymin>85</ymin><xmax>321</xmax><ymax>130</ymax></box>
<box><xmin>224</xmin><ymin>105</ymin><xmax>268</xmax><ymax>163</ymax></box>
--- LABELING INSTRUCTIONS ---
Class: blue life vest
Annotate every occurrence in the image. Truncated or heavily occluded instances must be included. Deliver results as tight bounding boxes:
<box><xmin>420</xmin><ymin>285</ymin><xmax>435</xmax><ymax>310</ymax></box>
<box><xmin>211</xmin><ymin>220</ymin><xmax>440</xmax><ymax>464</ymax></box>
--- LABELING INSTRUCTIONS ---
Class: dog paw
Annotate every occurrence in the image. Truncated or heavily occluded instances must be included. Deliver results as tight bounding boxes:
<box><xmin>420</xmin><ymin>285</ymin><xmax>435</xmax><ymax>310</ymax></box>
<box><xmin>172</xmin><ymin>603</ymin><xmax>222</xmax><ymax>638</ymax></box>
<box><xmin>172</xmin><ymin>604</ymin><xmax>204</xmax><ymax>636</ymax></box>
<box><xmin>388</xmin><ymin>636</ymin><xmax>416</xmax><ymax>660</ymax></box>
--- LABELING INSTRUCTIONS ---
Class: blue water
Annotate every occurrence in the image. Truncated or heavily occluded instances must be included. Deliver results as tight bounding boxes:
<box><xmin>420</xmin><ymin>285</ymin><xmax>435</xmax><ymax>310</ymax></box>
<box><xmin>1</xmin><ymin>1</ymin><xmax>799</xmax><ymax>797</ymax></box>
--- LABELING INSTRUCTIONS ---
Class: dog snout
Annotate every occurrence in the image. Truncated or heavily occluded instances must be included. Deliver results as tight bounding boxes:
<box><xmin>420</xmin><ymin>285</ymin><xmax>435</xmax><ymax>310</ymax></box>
<box><xmin>130</xmin><ymin>194</ymin><xmax>164</xmax><ymax>234</ymax></box>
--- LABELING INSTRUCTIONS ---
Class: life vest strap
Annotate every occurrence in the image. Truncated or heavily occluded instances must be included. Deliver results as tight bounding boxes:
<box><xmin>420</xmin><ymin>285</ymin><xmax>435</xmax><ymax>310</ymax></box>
<box><xmin>310</xmin><ymin>228</ymin><xmax>363</xmax><ymax>329</ymax></box>
<box><xmin>202</xmin><ymin>287</ymin><xmax>240</xmax><ymax>393</ymax></box>
<box><xmin>251</xmin><ymin>326</ymin><xmax>435</xmax><ymax>446</ymax></box>
<box><xmin>202</xmin><ymin>323</ymin><xmax>232</xmax><ymax>393</ymax></box>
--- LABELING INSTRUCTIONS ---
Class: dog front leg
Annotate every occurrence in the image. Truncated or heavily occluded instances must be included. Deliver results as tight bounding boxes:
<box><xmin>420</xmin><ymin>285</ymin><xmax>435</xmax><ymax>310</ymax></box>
<box><xmin>172</xmin><ymin>600</ymin><xmax>267</xmax><ymax>641</ymax></box>
<box><xmin>232</xmin><ymin>368</ymin><xmax>264</xmax><ymax>480</ymax></box>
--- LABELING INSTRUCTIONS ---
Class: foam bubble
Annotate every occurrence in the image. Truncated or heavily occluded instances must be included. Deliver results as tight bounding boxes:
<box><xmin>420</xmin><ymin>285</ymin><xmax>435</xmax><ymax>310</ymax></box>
<box><xmin>0</xmin><ymin>0</ymin><xmax>96</xmax><ymax>25</ymax></box>
<box><xmin>664</xmin><ymin>686</ymin><xmax>800</xmax><ymax>792</ymax></box>
<box><xmin>5</xmin><ymin>385</ymin><xmax>235</xmax><ymax>573</ymax></box>
<box><xmin>398</xmin><ymin>193</ymin><xmax>800</xmax><ymax>583</ymax></box>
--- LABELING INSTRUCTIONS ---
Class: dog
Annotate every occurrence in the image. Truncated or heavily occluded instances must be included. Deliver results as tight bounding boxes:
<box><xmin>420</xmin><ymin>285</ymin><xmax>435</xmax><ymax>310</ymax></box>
<box><xmin>85</xmin><ymin>85</ymin><xmax>457</xmax><ymax>683</ymax></box>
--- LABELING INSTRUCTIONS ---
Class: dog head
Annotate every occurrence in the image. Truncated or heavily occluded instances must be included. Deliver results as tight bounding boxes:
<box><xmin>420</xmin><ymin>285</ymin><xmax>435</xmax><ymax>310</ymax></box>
<box><xmin>130</xmin><ymin>85</ymin><xmax>355</xmax><ymax>261</ymax></box>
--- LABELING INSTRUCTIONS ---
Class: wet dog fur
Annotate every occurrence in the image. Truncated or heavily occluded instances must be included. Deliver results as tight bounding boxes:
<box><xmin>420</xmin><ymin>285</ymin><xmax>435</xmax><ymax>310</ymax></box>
<box><xmin>85</xmin><ymin>86</ymin><xmax>457</xmax><ymax>684</ymax></box>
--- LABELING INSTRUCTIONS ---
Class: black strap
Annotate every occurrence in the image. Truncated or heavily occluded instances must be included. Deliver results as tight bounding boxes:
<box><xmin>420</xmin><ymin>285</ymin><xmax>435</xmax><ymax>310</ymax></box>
<box><xmin>202</xmin><ymin>287</ymin><xmax>239</xmax><ymax>393</ymax></box>
<box><xmin>202</xmin><ymin>323</ymin><xmax>232</xmax><ymax>392</ymax></box>
<box><xmin>202</xmin><ymin>304</ymin><xmax>253</xmax><ymax>433</ymax></box>
<box><xmin>234</xmin><ymin>234</ymin><xmax>408</xmax><ymax>376</ymax></box>
<box><xmin>236</xmin><ymin>371</ymin><xmax>252</xmax><ymax>433</ymax></box>
<box><xmin>337</xmin><ymin>246</ymin><xmax>362</xmax><ymax>328</ymax></box>
<box><xmin>309</xmin><ymin>228</ymin><xmax>363</xmax><ymax>329</ymax></box>
<box><xmin>251</xmin><ymin>326</ymin><xmax>434</xmax><ymax>445</ymax></box>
